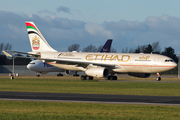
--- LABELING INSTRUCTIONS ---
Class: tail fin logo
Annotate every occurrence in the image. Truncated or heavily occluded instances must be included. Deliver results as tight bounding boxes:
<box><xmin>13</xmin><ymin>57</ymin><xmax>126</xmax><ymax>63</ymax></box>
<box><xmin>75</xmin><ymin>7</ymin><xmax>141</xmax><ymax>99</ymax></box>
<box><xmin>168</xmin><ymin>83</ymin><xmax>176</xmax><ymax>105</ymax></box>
<box><xmin>102</xmin><ymin>48</ymin><xmax>110</xmax><ymax>52</ymax></box>
<box><xmin>32</xmin><ymin>36</ymin><xmax>40</xmax><ymax>50</ymax></box>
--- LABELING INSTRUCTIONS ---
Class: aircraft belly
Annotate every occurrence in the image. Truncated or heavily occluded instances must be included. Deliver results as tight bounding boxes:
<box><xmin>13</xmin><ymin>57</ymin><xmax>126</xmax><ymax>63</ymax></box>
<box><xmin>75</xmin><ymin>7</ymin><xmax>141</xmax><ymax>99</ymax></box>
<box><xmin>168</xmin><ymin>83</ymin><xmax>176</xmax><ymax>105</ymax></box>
<box><xmin>127</xmin><ymin>66</ymin><xmax>150</xmax><ymax>73</ymax></box>
<box><xmin>35</xmin><ymin>67</ymin><xmax>62</xmax><ymax>72</ymax></box>
<box><xmin>47</xmin><ymin>68</ymin><xmax>64</xmax><ymax>72</ymax></box>
<box><xmin>124</xmin><ymin>66</ymin><xmax>173</xmax><ymax>73</ymax></box>
<box><xmin>150</xmin><ymin>67</ymin><xmax>173</xmax><ymax>73</ymax></box>
<box><xmin>120</xmin><ymin>64</ymin><xmax>152</xmax><ymax>73</ymax></box>
<box><xmin>51</xmin><ymin>64</ymin><xmax>85</xmax><ymax>71</ymax></box>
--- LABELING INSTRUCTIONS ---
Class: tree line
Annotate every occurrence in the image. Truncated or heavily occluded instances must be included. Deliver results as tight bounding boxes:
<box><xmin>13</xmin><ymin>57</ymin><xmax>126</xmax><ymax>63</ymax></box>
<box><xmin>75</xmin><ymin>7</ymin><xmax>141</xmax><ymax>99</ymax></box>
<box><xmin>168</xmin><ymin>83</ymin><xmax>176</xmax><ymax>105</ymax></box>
<box><xmin>122</xmin><ymin>41</ymin><xmax>161</xmax><ymax>54</ymax></box>
<box><xmin>121</xmin><ymin>41</ymin><xmax>178</xmax><ymax>63</ymax></box>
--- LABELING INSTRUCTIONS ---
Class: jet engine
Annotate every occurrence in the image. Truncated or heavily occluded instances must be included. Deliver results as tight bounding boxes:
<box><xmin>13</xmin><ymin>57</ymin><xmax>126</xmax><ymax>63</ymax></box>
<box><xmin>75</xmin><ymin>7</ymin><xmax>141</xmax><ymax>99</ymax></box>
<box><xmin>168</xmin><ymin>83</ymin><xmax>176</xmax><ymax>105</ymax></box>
<box><xmin>128</xmin><ymin>73</ymin><xmax>151</xmax><ymax>78</ymax></box>
<box><xmin>85</xmin><ymin>67</ymin><xmax>109</xmax><ymax>78</ymax></box>
<box><xmin>65</xmin><ymin>70</ymin><xmax>75</xmax><ymax>75</ymax></box>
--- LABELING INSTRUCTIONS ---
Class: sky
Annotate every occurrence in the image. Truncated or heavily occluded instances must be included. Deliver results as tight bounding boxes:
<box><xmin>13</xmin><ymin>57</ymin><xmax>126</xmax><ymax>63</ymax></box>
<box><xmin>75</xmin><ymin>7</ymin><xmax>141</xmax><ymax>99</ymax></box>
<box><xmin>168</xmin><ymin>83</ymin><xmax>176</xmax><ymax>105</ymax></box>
<box><xmin>1</xmin><ymin>0</ymin><xmax>180</xmax><ymax>54</ymax></box>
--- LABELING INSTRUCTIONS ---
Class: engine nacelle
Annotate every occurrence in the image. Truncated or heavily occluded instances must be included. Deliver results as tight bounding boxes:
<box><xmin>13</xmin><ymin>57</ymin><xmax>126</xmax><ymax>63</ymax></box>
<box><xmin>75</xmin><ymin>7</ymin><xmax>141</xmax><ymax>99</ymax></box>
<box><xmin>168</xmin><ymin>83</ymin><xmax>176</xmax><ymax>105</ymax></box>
<box><xmin>128</xmin><ymin>73</ymin><xmax>151</xmax><ymax>78</ymax></box>
<box><xmin>65</xmin><ymin>70</ymin><xmax>75</xmax><ymax>75</ymax></box>
<box><xmin>85</xmin><ymin>67</ymin><xmax>109</xmax><ymax>78</ymax></box>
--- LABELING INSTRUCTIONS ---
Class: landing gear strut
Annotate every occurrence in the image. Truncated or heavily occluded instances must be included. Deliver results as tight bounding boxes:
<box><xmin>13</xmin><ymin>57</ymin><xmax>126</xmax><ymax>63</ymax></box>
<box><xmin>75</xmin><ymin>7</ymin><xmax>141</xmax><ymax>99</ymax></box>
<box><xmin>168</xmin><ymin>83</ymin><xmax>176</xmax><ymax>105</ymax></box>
<box><xmin>81</xmin><ymin>75</ymin><xmax>93</xmax><ymax>80</ymax></box>
<box><xmin>156</xmin><ymin>73</ymin><xmax>161</xmax><ymax>81</ymax></box>
<box><xmin>73</xmin><ymin>71</ymin><xmax>79</xmax><ymax>77</ymax></box>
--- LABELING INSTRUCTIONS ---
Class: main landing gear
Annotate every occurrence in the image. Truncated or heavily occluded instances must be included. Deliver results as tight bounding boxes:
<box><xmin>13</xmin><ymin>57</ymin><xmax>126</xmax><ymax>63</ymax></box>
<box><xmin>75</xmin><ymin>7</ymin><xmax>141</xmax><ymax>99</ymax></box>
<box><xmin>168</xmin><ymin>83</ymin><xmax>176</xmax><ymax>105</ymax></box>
<box><xmin>81</xmin><ymin>75</ymin><xmax>93</xmax><ymax>80</ymax></box>
<box><xmin>57</xmin><ymin>73</ymin><xmax>63</xmax><ymax>76</ymax></box>
<box><xmin>156</xmin><ymin>73</ymin><xmax>161</xmax><ymax>81</ymax></box>
<box><xmin>81</xmin><ymin>75</ymin><xmax>117</xmax><ymax>80</ymax></box>
<box><xmin>105</xmin><ymin>75</ymin><xmax>117</xmax><ymax>80</ymax></box>
<box><xmin>73</xmin><ymin>71</ymin><xmax>79</xmax><ymax>77</ymax></box>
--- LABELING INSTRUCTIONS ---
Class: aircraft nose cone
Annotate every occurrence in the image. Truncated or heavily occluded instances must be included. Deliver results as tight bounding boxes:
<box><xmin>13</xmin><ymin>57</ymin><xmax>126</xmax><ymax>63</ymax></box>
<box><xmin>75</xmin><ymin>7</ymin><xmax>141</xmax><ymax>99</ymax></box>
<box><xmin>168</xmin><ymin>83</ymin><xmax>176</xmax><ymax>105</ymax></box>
<box><xmin>173</xmin><ymin>62</ymin><xmax>177</xmax><ymax>68</ymax></box>
<box><xmin>169</xmin><ymin>61</ymin><xmax>177</xmax><ymax>70</ymax></box>
<box><xmin>27</xmin><ymin>64</ymin><xmax>30</xmax><ymax>69</ymax></box>
<box><xmin>27</xmin><ymin>64</ymin><xmax>36</xmax><ymax>71</ymax></box>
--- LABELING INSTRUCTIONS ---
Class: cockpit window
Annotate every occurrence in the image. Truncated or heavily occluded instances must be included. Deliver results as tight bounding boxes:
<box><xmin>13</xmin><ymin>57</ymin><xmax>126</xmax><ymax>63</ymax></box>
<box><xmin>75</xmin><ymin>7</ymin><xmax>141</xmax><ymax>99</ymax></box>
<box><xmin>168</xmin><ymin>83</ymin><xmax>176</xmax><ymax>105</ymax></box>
<box><xmin>29</xmin><ymin>62</ymin><xmax>35</xmax><ymax>64</ymax></box>
<box><xmin>165</xmin><ymin>59</ymin><xmax>173</xmax><ymax>62</ymax></box>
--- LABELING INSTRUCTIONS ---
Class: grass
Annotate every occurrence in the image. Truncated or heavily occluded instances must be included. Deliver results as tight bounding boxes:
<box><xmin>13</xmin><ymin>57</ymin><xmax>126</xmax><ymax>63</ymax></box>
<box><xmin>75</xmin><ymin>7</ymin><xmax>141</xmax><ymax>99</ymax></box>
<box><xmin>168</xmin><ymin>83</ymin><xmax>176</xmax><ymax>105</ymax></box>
<box><xmin>0</xmin><ymin>76</ymin><xmax>180</xmax><ymax>96</ymax></box>
<box><xmin>0</xmin><ymin>100</ymin><xmax>180</xmax><ymax>120</ymax></box>
<box><xmin>0</xmin><ymin>76</ymin><xmax>180</xmax><ymax>119</ymax></box>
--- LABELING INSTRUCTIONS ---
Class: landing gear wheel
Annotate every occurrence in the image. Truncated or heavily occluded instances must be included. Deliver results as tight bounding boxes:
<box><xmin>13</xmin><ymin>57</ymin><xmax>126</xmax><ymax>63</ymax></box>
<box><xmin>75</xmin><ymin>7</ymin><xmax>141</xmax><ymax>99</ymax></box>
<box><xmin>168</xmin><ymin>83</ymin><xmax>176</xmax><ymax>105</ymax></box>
<box><xmin>110</xmin><ymin>76</ymin><xmax>113</xmax><ymax>80</ymax></box>
<box><xmin>57</xmin><ymin>73</ymin><xmax>63</xmax><ymax>76</ymax></box>
<box><xmin>88</xmin><ymin>76</ymin><xmax>93</xmax><ymax>80</ymax></box>
<box><xmin>81</xmin><ymin>76</ymin><xmax>86</xmax><ymax>80</ymax></box>
<box><xmin>106</xmin><ymin>75</ymin><xmax>117</xmax><ymax>80</ymax></box>
<box><xmin>113</xmin><ymin>76</ymin><xmax>117</xmax><ymax>80</ymax></box>
<box><xmin>81</xmin><ymin>76</ymin><xmax>93</xmax><ymax>80</ymax></box>
<box><xmin>36</xmin><ymin>74</ymin><xmax>40</xmax><ymax>77</ymax></box>
<box><xmin>156</xmin><ymin>73</ymin><xmax>161</xmax><ymax>81</ymax></box>
<box><xmin>106</xmin><ymin>76</ymin><xmax>111</xmax><ymax>80</ymax></box>
<box><xmin>36</xmin><ymin>72</ymin><xmax>41</xmax><ymax>77</ymax></box>
<box><xmin>156</xmin><ymin>77</ymin><xmax>161</xmax><ymax>81</ymax></box>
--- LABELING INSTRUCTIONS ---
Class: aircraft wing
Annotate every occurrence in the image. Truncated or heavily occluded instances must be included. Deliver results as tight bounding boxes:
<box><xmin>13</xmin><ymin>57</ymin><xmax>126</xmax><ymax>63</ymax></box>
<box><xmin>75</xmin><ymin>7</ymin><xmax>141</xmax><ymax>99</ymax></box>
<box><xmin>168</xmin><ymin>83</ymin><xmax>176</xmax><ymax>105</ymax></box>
<box><xmin>3</xmin><ymin>50</ymin><xmax>121</xmax><ymax>69</ymax></box>
<box><xmin>3</xmin><ymin>50</ymin><xmax>40</xmax><ymax>58</ymax></box>
<box><xmin>2</xmin><ymin>51</ymin><xmax>12</xmax><ymax>57</ymax></box>
<box><xmin>5</xmin><ymin>50</ymin><xmax>35</xmax><ymax>55</ymax></box>
<box><xmin>41</xmin><ymin>57</ymin><xmax>119</xmax><ymax>69</ymax></box>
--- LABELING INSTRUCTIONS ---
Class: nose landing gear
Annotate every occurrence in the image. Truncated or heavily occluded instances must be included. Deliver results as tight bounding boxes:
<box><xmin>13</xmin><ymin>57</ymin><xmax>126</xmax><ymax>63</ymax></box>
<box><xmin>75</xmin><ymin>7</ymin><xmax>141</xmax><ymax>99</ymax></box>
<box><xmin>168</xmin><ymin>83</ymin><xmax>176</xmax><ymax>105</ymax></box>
<box><xmin>36</xmin><ymin>72</ymin><xmax>41</xmax><ymax>77</ymax></box>
<box><xmin>156</xmin><ymin>73</ymin><xmax>161</xmax><ymax>81</ymax></box>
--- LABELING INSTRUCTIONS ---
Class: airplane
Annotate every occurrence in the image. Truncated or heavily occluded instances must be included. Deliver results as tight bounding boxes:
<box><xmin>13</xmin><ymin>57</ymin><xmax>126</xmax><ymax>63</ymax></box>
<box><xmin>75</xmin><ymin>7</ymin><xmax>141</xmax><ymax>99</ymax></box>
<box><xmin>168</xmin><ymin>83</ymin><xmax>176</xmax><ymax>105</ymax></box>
<box><xmin>3</xmin><ymin>22</ymin><xmax>177</xmax><ymax>81</ymax></box>
<box><xmin>27</xmin><ymin>39</ymin><xmax>113</xmax><ymax>77</ymax></box>
<box><xmin>27</xmin><ymin>60</ymin><xmax>64</xmax><ymax>76</ymax></box>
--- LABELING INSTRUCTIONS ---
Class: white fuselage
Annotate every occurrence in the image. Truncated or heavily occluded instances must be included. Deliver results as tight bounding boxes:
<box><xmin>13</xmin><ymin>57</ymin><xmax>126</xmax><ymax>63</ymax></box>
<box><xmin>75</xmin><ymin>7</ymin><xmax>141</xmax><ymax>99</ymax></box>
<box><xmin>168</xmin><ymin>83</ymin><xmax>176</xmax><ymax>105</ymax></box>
<box><xmin>38</xmin><ymin>52</ymin><xmax>177</xmax><ymax>74</ymax></box>
<box><xmin>24</xmin><ymin>22</ymin><xmax>177</xmax><ymax>79</ymax></box>
<box><xmin>27</xmin><ymin>60</ymin><xmax>64</xmax><ymax>74</ymax></box>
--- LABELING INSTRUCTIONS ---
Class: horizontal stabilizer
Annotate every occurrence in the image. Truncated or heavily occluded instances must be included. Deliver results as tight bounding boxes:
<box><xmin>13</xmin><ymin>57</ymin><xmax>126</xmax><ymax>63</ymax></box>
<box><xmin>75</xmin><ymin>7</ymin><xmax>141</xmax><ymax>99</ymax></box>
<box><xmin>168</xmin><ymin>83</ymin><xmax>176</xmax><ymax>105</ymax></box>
<box><xmin>4</xmin><ymin>50</ymin><xmax>40</xmax><ymax>57</ymax></box>
<box><xmin>3</xmin><ymin>51</ymin><xmax>12</xmax><ymax>57</ymax></box>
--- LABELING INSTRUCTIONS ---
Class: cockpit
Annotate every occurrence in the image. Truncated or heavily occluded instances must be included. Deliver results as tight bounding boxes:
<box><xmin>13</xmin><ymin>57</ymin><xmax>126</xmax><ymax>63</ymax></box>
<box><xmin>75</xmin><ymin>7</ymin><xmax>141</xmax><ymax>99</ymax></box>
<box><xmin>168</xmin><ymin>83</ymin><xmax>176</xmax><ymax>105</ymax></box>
<box><xmin>29</xmin><ymin>62</ymin><xmax>35</xmax><ymax>64</ymax></box>
<box><xmin>165</xmin><ymin>59</ymin><xmax>173</xmax><ymax>62</ymax></box>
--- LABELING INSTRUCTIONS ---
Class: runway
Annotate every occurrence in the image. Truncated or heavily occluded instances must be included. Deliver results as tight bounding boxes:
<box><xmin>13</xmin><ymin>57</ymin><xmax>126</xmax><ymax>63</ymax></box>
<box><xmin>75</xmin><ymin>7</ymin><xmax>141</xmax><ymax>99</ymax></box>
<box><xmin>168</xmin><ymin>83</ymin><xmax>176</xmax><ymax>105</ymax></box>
<box><xmin>0</xmin><ymin>91</ymin><xmax>180</xmax><ymax>106</ymax></box>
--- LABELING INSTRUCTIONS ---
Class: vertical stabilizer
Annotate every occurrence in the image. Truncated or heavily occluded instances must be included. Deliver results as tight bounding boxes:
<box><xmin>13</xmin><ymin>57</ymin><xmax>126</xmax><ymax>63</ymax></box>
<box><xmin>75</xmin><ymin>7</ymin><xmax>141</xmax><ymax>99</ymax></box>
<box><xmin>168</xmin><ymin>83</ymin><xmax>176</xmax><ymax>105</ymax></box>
<box><xmin>25</xmin><ymin>22</ymin><xmax>57</xmax><ymax>52</ymax></box>
<box><xmin>100</xmin><ymin>39</ymin><xmax>112</xmax><ymax>52</ymax></box>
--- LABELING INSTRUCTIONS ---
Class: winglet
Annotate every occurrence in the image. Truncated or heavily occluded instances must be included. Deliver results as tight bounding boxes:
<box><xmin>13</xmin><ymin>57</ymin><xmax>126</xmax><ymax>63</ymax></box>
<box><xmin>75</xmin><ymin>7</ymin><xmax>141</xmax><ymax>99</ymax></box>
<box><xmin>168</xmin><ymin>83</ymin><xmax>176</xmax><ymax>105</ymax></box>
<box><xmin>3</xmin><ymin>51</ymin><xmax>12</xmax><ymax>57</ymax></box>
